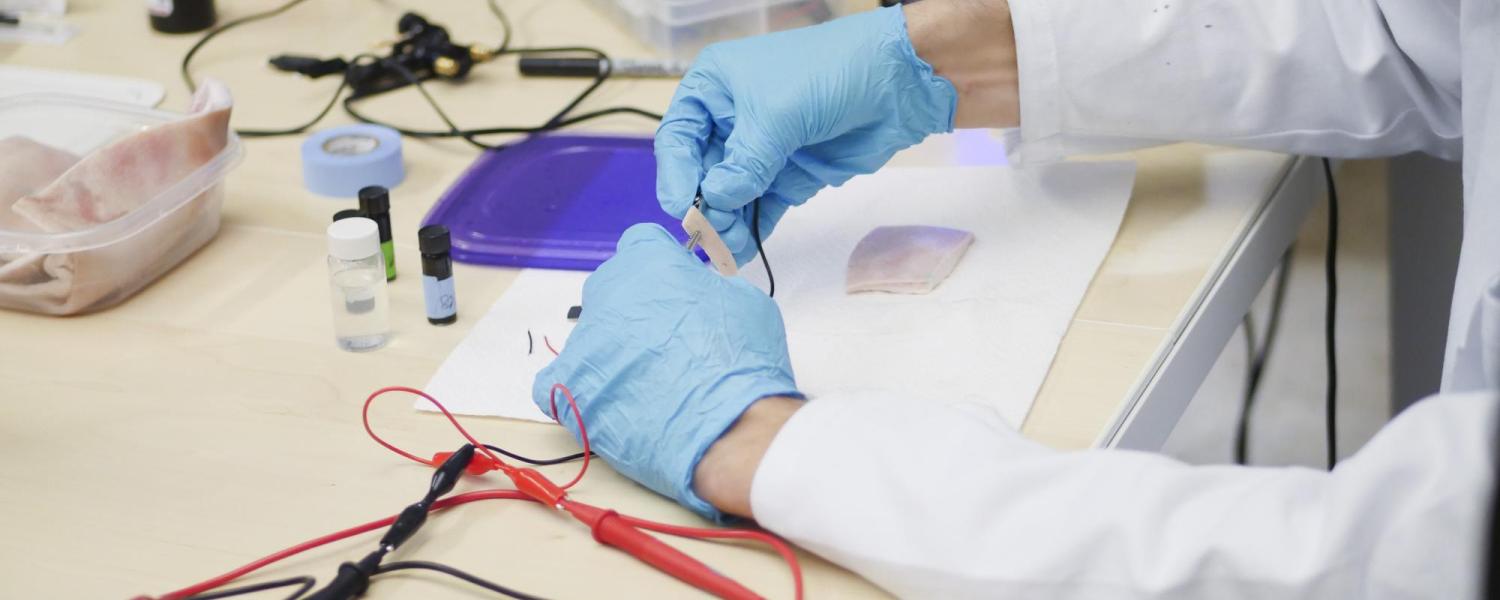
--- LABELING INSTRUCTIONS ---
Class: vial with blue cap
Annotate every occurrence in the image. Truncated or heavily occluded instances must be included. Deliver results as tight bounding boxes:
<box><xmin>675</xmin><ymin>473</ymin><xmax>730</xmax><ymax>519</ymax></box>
<box><xmin>326</xmin><ymin>217</ymin><xmax>390</xmax><ymax>352</ymax></box>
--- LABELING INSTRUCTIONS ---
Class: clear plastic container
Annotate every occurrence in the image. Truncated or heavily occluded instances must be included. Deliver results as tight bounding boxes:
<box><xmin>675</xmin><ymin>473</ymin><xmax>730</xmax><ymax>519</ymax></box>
<box><xmin>0</xmin><ymin>93</ymin><xmax>243</xmax><ymax>315</ymax></box>
<box><xmin>585</xmin><ymin>0</ymin><xmax>854</xmax><ymax>62</ymax></box>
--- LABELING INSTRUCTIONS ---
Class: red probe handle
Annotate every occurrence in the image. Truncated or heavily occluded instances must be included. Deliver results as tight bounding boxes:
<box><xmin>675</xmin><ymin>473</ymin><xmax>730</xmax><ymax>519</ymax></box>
<box><xmin>567</xmin><ymin>502</ymin><xmax>762</xmax><ymax>600</ymax></box>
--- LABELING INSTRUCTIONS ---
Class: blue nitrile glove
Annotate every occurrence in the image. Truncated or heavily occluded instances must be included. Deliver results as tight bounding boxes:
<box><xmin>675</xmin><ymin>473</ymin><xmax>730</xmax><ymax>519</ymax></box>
<box><xmin>655</xmin><ymin>6</ymin><xmax>957</xmax><ymax>266</ymax></box>
<box><xmin>532</xmin><ymin>223</ymin><xmax>801</xmax><ymax>521</ymax></box>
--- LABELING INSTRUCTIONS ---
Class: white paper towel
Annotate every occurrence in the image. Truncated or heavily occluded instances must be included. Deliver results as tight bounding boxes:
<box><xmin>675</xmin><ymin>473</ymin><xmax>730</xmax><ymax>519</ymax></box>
<box><xmin>422</xmin><ymin>268</ymin><xmax>585</xmax><ymax>418</ymax></box>
<box><xmin>423</xmin><ymin>162</ymin><xmax>1135</xmax><ymax>427</ymax></box>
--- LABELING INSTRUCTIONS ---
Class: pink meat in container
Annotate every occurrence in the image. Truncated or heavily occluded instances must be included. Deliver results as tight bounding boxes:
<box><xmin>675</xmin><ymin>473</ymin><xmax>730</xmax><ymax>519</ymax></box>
<box><xmin>0</xmin><ymin>80</ymin><xmax>241</xmax><ymax>315</ymax></box>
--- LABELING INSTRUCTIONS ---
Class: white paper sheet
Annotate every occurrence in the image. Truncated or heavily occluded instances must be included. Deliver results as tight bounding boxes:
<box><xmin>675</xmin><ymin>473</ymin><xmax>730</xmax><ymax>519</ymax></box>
<box><xmin>424</xmin><ymin>162</ymin><xmax>1135</xmax><ymax>427</ymax></box>
<box><xmin>423</xmin><ymin>268</ymin><xmax>585</xmax><ymax>418</ymax></box>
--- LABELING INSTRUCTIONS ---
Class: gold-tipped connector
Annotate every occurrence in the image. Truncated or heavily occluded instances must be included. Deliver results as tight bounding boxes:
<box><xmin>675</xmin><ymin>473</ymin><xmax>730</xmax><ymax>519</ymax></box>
<box><xmin>433</xmin><ymin>55</ymin><xmax>460</xmax><ymax>78</ymax></box>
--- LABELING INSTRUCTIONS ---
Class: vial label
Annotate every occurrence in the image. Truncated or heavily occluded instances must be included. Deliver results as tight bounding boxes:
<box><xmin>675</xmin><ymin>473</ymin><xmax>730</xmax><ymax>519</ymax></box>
<box><xmin>422</xmin><ymin>274</ymin><xmax>456</xmax><ymax>320</ymax></box>
<box><xmin>382</xmin><ymin>240</ymin><xmax>396</xmax><ymax>281</ymax></box>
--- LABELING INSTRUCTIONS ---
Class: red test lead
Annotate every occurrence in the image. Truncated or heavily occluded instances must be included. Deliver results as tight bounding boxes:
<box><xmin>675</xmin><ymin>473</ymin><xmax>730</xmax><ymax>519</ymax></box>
<box><xmin>147</xmin><ymin>386</ymin><xmax>802</xmax><ymax>600</ymax></box>
<box><xmin>367</xmin><ymin>385</ymin><xmax>800</xmax><ymax>599</ymax></box>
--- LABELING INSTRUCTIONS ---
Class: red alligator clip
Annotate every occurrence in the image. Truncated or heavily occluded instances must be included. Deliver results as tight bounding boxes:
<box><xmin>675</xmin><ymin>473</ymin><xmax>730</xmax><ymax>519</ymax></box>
<box><xmin>431</xmin><ymin>450</ymin><xmax>503</xmax><ymax>475</ymax></box>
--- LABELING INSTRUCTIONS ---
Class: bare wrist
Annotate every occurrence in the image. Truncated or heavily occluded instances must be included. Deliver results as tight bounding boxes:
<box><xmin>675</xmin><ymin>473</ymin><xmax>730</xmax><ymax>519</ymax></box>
<box><xmin>905</xmin><ymin>0</ymin><xmax>1020</xmax><ymax>128</ymax></box>
<box><xmin>693</xmin><ymin>396</ymin><xmax>804</xmax><ymax>518</ymax></box>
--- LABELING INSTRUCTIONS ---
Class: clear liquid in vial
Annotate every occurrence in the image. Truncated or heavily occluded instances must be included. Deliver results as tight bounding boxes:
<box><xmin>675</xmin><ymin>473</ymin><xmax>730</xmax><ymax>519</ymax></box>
<box><xmin>330</xmin><ymin>266</ymin><xmax>389</xmax><ymax>352</ymax></box>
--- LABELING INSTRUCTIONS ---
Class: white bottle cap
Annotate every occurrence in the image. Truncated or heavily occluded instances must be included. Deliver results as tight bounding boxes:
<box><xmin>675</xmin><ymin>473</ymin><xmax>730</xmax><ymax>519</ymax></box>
<box><xmin>327</xmin><ymin>217</ymin><xmax>381</xmax><ymax>261</ymax></box>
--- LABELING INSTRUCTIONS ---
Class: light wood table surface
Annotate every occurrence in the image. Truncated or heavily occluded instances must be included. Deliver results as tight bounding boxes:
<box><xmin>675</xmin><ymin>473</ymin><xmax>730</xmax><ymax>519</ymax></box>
<box><xmin>0</xmin><ymin>1</ymin><xmax>1298</xmax><ymax>597</ymax></box>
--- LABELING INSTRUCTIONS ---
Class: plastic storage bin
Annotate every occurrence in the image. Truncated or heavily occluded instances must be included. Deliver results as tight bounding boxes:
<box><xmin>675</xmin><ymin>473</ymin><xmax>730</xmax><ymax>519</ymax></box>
<box><xmin>586</xmin><ymin>0</ymin><xmax>849</xmax><ymax>62</ymax></box>
<box><xmin>0</xmin><ymin>93</ymin><xmax>242</xmax><ymax>315</ymax></box>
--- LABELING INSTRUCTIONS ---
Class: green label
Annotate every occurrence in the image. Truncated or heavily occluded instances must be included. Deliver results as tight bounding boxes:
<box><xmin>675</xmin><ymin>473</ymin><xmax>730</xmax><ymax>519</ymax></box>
<box><xmin>382</xmin><ymin>240</ymin><xmax>396</xmax><ymax>281</ymax></box>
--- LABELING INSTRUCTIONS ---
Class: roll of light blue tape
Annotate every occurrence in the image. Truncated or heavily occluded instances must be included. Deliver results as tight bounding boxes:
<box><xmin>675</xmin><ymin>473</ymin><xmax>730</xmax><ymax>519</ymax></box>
<box><xmin>301</xmin><ymin>124</ymin><xmax>405</xmax><ymax>197</ymax></box>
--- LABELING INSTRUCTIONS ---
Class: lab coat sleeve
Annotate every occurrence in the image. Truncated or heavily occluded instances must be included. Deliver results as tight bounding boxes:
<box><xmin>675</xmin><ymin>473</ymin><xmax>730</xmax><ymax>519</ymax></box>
<box><xmin>1003</xmin><ymin>0</ymin><xmax>1463</xmax><ymax>162</ymax></box>
<box><xmin>750</xmin><ymin>391</ymin><xmax>1495</xmax><ymax>599</ymax></box>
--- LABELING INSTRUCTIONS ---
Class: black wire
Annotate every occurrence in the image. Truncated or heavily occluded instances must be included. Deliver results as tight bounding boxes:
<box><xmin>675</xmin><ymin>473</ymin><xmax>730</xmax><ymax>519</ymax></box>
<box><xmin>1233</xmin><ymin>248</ymin><xmax>1293</xmax><ymax>465</ymax></box>
<box><xmin>752</xmin><ymin>198</ymin><xmax>775</xmax><ymax>297</ymax></box>
<box><xmin>1252</xmin><ymin>249</ymin><xmax>1294</xmax><ymax>392</ymax></box>
<box><xmin>1240</xmin><ymin>314</ymin><xmax>1258</xmax><ymax>426</ymax></box>
<box><xmin>348</xmin><ymin>56</ymin><xmax>497</xmax><ymax>151</ymax></box>
<box><xmin>185</xmin><ymin>576</ymin><xmax>315</xmax><ymax>600</ymax></box>
<box><xmin>375</xmin><ymin>561</ymin><xmax>547</xmax><ymax>600</ymax></box>
<box><xmin>486</xmin><ymin>0</ymin><xmax>515</xmax><ymax>54</ymax></box>
<box><xmin>235</xmin><ymin>55</ymin><xmax>381</xmax><ymax>138</ymax></box>
<box><xmin>182</xmin><ymin>1</ymin><xmax>663</xmax><ymax>142</ymax></box>
<box><xmin>340</xmin><ymin>46</ymin><xmax>663</xmax><ymax>148</ymax></box>
<box><xmin>180</xmin><ymin>0</ymin><xmax>349</xmax><ymax>137</ymax></box>
<box><xmin>483</xmin><ymin>443</ymin><xmax>590</xmax><ymax>466</ymax></box>
<box><xmin>1322</xmin><ymin>157</ymin><xmax>1339</xmax><ymax>470</ymax></box>
<box><xmin>181</xmin><ymin>0</ymin><xmax>313</xmax><ymax>93</ymax></box>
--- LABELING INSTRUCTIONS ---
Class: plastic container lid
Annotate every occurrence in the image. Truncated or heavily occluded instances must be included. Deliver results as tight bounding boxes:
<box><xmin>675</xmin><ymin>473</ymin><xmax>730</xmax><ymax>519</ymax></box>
<box><xmin>327</xmin><ymin>217</ymin><xmax>380</xmax><ymax>261</ymax></box>
<box><xmin>421</xmin><ymin>133</ymin><xmax>693</xmax><ymax>271</ymax></box>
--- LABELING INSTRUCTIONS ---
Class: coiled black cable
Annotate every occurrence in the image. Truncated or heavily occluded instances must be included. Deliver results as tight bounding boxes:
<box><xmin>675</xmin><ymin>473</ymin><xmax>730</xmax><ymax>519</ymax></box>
<box><xmin>180</xmin><ymin>0</ymin><xmax>663</xmax><ymax>144</ymax></box>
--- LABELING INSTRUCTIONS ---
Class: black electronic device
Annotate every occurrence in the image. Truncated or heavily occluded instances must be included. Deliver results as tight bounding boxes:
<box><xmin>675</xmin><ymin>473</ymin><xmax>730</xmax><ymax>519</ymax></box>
<box><xmin>347</xmin><ymin>12</ymin><xmax>490</xmax><ymax>99</ymax></box>
<box><xmin>268</xmin><ymin>12</ymin><xmax>491</xmax><ymax>100</ymax></box>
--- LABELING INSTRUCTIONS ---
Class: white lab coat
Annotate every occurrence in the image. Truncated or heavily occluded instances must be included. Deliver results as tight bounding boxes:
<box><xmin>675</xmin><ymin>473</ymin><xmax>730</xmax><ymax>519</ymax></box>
<box><xmin>749</xmin><ymin>0</ymin><xmax>1500</xmax><ymax>597</ymax></box>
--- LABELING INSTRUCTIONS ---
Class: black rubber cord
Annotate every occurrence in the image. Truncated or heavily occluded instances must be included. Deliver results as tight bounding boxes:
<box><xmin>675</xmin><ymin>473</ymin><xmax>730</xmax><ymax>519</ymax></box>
<box><xmin>483</xmin><ymin>443</ymin><xmax>590</xmax><ymax>466</ymax></box>
<box><xmin>375</xmin><ymin>561</ymin><xmax>547</xmax><ymax>600</ymax></box>
<box><xmin>1321</xmin><ymin>157</ymin><xmax>1339</xmax><ymax>470</ymax></box>
<box><xmin>181</xmin><ymin>0</ymin><xmax>663</xmax><ymax>142</ymax></box>
<box><xmin>752</xmin><ymin>198</ymin><xmax>775</xmax><ymax>298</ymax></box>
<box><xmin>185</xmin><ymin>576</ymin><xmax>314</xmax><ymax>600</ymax></box>
<box><xmin>1234</xmin><ymin>248</ymin><xmax>1293</xmax><ymax>465</ymax></box>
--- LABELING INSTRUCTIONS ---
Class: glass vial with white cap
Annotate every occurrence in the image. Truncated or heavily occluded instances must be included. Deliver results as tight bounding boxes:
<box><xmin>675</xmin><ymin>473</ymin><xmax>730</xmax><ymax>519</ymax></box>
<box><xmin>326</xmin><ymin>217</ymin><xmax>390</xmax><ymax>352</ymax></box>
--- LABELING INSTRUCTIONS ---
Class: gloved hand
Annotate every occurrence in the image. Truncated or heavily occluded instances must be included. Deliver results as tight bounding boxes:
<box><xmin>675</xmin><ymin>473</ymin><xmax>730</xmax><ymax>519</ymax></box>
<box><xmin>655</xmin><ymin>6</ymin><xmax>958</xmax><ymax>266</ymax></box>
<box><xmin>532</xmin><ymin>224</ymin><xmax>802</xmax><ymax>521</ymax></box>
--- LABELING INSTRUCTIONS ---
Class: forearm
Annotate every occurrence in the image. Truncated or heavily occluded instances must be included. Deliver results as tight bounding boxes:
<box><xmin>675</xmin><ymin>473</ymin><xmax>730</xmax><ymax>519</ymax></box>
<box><xmin>904</xmin><ymin>0</ymin><xmax>1018</xmax><ymax>128</ymax></box>
<box><xmin>693</xmin><ymin>396</ymin><xmax>803</xmax><ymax>518</ymax></box>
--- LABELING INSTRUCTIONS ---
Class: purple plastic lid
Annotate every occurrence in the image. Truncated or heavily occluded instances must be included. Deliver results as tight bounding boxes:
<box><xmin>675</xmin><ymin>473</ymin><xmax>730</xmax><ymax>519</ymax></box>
<box><xmin>422</xmin><ymin>134</ymin><xmax>692</xmax><ymax>271</ymax></box>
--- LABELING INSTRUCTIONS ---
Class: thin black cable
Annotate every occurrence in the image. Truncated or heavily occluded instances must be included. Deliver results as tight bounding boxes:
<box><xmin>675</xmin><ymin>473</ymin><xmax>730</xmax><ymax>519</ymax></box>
<box><xmin>350</xmin><ymin>56</ymin><xmax>497</xmax><ymax>151</ymax></box>
<box><xmin>483</xmin><ymin>443</ymin><xmax>590</xmax><ymax>466</ymax></box>
<box><xmin>1234</xmin><ymin>248</ymin><xmax>1293</xmax><ymax>465</ymax></box>
<box><xmin>1252</xmin><ymin>249</ymin><xmax>1295</xmax><ymax>389</ymax></box>
<box><xmin>185</xmin><ymin>576</ymin><xmax>315</xmax><ymax>600</ymax></box>
<box><xmin>233</xmin><ymin>55</ymin><xmax>381</xmax><ymax>138</ymax></box>
<box><xmin>1322</xmin><ymin>157</ymin><xmax>1339</xmax><ymax>470</ymax></box>
<box><xmin>181</xmin><ymin>0</ymin><xmax>313</xmax><ymax>93</ymax></box>
<box><xmin>1241</xmin><ymin>314</ymin><xmax>1258</xmax><ymax>403</ymax></box>
<box><xmin>752</xmin><ymin>198</ymin><xmax>775</xmax><ymax>297</ymax></box>
<box><xmin>486</xmin><ymin>0</ymin><xmax>515</xmax><ymax>54</ymax></box>
<box><xmin>183</xmin><ymin>1</ymin><xmax>662</xmax><ymax>142</ymax></box>
<box><xmin>340</xmin><ymin>45</ymin><xmax>663</xmax><ymax>147</ymax></box>
<box><xmin>1487</xmin><ymin>351</ymin><xmax>1500</xmax><ymax>598</ymax></box>
<box><xmin>181</xmin><ymin>0</ymin><xmax>348</xmax><ymax>137</ymax></box>
<box><xmin>375</xmin><ymin>561</ymin><xmax>547</xmax><ymax>600</ymax></box>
